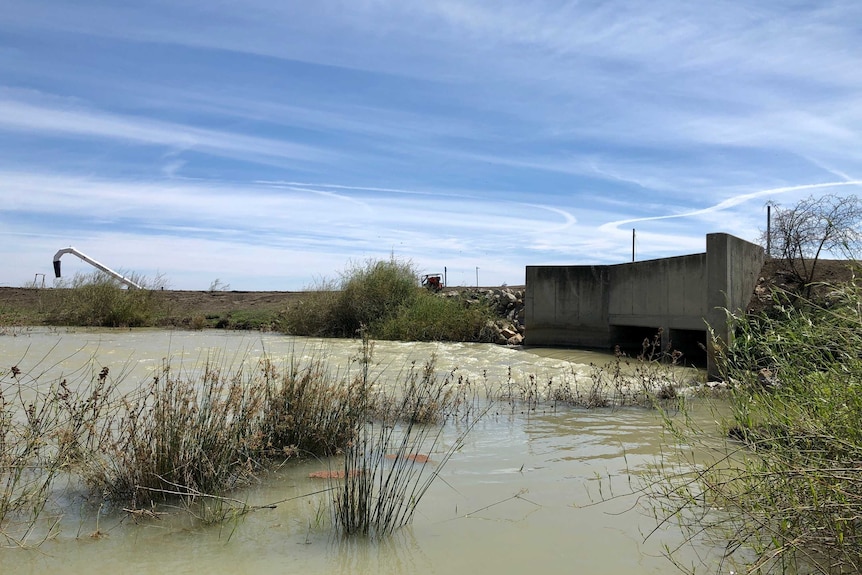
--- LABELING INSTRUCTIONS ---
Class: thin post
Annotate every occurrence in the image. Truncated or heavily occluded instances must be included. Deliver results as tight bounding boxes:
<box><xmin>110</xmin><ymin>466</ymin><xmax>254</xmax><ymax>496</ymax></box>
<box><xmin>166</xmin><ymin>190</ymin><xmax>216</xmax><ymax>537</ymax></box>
<box><xmin>766</xmin><ymin>205</ymin><xmax>771</xmax><ymax>257</ymax></box>
<box><xmin>632</xmin><ymin>229</ymin><xmax>636</xmax><ymax>262</ymax></box>
<box><xmin>475</xmin><ymin>267</ymin><xmax>479</xmax><ymax>288</ymax></box>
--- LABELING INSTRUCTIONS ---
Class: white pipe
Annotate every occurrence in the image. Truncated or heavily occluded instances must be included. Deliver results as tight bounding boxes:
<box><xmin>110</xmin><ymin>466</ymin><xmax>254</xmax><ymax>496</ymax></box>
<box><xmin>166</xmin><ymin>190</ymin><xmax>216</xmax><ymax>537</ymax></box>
<box><xmin>53</xmin><ymin>247</ymin><xmax>143</xmax><ymax>289</ymax></box>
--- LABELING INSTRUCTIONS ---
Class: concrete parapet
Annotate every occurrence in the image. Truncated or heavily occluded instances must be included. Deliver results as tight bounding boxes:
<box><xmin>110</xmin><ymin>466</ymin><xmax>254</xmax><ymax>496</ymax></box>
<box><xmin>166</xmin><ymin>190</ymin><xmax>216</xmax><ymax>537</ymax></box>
<box><xmin>525</xmin><ymin>233</ymin><xmax>764</xmax><ymax>379</ymax></box>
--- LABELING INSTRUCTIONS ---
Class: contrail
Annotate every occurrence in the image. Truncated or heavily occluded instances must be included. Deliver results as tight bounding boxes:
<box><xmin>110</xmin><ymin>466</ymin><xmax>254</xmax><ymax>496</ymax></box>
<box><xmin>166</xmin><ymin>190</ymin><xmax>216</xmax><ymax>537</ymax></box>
<box><xmin>599</xmin><ymin>181</ymin><xmax>862</xmax><ymax>232</ymax></box>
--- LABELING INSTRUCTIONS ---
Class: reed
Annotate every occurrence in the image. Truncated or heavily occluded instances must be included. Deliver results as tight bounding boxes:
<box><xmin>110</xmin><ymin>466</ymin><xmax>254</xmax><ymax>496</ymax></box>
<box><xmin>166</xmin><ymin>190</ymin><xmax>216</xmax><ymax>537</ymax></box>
<box><xmin>0</xmin><ymin>346</ymin><xmax>380</xmax><ymax>544</ymax></box>
<box><xmin>259</xmin><ymin>356</ymin><xmax>364</xmax><ymax>457</ymax></box>
<box><xmin>86</xmin><ymin>359</ymin><xmax>268</xmax><ymax>505</ymax></box>
<box><xmin>1</xmin><ymin>359</ymin><xmax>118</xmax><ymax>546</ymax></box>
<box><xmin>333</xmin><ymin>336</ymin><xmax>482</xmax><ymax>536</ymax></box>
<box><xmin>494</xmin><ymin>339</ymin><xmax>692</xmax><ymax>412</ymax></box>
<box><xmin>649</xmin><ymin>279</ymin><xmax>862</xmax><ymax>574</ymax></box>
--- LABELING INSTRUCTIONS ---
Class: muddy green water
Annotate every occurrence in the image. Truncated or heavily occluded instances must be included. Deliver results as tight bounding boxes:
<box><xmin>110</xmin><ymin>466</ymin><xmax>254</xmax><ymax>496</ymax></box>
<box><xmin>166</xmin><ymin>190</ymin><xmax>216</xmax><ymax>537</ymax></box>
<box><xmin>1</xmin><ymin>329</ymin><xmax>722</xmax><ymax>574</ymax></box>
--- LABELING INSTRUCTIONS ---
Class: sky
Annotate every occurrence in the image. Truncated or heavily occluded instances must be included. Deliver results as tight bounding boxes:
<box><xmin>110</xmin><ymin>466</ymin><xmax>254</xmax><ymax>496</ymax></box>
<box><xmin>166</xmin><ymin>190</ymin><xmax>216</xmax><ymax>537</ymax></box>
<box><xmin>2</xmin><ymin>1</ymin><xmax>862</xmax><ymax>290</ymax></box>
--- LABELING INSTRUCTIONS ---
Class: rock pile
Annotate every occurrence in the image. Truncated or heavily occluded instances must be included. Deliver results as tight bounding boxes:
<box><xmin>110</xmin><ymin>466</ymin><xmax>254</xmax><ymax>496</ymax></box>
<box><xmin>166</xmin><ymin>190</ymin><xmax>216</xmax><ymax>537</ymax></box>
<box><xmin>444</xmin><ymin>287</ymin><xmax>526</xmax><ymax>345</ymax></box>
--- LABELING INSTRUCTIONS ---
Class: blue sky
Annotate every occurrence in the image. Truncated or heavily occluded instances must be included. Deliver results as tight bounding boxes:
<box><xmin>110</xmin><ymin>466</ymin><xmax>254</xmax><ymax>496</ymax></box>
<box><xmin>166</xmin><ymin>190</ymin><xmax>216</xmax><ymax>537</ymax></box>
<box><xmin>2</xmin><ymin>1</ymin><xmax>861</xmax><ymax>290</ymax></box>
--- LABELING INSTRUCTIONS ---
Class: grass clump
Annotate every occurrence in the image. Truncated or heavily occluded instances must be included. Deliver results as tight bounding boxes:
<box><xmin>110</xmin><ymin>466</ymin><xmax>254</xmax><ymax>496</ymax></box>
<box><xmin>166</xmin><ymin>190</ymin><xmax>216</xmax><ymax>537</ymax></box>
<box><xmin>87</xmin><ymin>360</ymin><xmax>268</xmax><ymax>504</ymax></box>
<box><xmin>650</xmin><ymin>279</ymin><xmax>862</xmax><ymax>574</ymax></box>
<box><xmin>44</xmin><ymin>271</ymin><xmax>167</xmax><ymax>327</ymax></box>
<box><xmin>259</xmin><ymin>357</ymin><xmax>363</xmax><ymax>457</ymax></box>
<box><xmin>279</xmin><ymin>257</ymin><xmax>495</xmax><ymax>342</ymax></box>
<box><xmin>1</xmin><ymin>339</ymin><xmax>476</xmax><ymax>544</ymax></box>
<box><xmin>333</xmin><ymin>337</ymin><xmax>481</xmax><ymax>537</ymax></box>
<box><xmin>0</xmin><ymin>351</ymin><xmax>368</xmax><ymax>542</ymax></box>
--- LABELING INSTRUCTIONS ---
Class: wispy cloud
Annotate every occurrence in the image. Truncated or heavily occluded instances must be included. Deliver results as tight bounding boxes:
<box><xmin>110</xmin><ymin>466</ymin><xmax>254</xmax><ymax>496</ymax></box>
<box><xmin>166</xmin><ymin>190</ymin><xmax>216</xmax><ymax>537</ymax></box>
<box><xmin>0</xmin><ymin>95</ymin><xmax>330</xmax><ymax>166</ymax></box>
<box><xmin>2</xmin><ymin>1</ymin><xmax>862</xmax><ymax>288</ymax></box>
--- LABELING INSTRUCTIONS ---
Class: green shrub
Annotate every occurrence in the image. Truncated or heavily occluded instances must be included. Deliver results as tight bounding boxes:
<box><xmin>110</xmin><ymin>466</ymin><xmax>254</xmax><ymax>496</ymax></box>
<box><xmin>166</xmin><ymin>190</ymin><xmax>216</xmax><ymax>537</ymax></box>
<box><xmin>653</xmin><ymin>279</ymin><xmax>862</xmax><ymax>574</ymax></box>
<box><xmin>279</xmin><ymin>257</ymin><xmax>496</xmax><ymax>342</ymax></box>
<box><xmin>374</xmin><ymin>291</ymin><xmax>494</xmax><ymax>341</ymax></box>
<box><xmin>336</xmin><ymin>258</ymin><xmax>420</xmax><ymax>334</ymax></box>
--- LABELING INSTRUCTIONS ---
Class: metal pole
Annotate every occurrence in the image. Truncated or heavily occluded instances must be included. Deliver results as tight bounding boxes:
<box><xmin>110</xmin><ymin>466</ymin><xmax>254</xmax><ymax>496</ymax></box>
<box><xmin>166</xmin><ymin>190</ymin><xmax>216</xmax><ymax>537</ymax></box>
<box><xmin>766</xmin><ymin>205</ymin><xmax>771</xmax><ymax>257</ymax></box>
<box><xmin>444</xmin><ymin>266</ymin><xmax>447</xmax><ymax>287</ymax></box>
<box><xmin>632</xmin><ymin>229</ymin><xmax>636</xmax><ymax>262</ymax></box>
<box><xmin>475</xmin><ymin>267</ymin><xmax>479</xmax><ymax>288</ymax></box>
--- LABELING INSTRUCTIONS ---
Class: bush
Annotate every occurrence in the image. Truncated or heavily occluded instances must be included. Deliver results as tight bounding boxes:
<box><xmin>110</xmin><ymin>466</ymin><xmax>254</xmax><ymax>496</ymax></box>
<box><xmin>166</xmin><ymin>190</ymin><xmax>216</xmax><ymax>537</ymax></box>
<box><xmin>653</xmin><ymin>279</ymin><xmax>862</xmax><ymax>574</ymax></box>
<box><xmin>279</xmin><ymin>257</ymin><xmax>417</xmax><ymax>338</ymax></box>
<box><xmin>374</xmin><ymin>291</ymin><xmax>494</xmax><ymax>342</ymax></box>
<box><xmin>336</xmin><ymin>258</ymin><xmax>420</xmax><ymax>335</ymax></box>
<box><xmin>279</xmin><ymin>257</ymin><xmax>496</xmax><ymax>342</ymax></box>
<box><xmin>45</xmin><ymin>271</ymin><xmax>166</xmax><ymax>327</ymax></box>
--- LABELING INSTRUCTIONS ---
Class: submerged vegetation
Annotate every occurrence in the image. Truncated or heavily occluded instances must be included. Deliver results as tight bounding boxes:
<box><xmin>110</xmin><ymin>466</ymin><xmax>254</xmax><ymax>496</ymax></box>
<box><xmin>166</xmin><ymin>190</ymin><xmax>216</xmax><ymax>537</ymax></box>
<box><xmin>0</xmin><ymin>326</ymin><xmax>694</xmax><ymax>547</ymax></box>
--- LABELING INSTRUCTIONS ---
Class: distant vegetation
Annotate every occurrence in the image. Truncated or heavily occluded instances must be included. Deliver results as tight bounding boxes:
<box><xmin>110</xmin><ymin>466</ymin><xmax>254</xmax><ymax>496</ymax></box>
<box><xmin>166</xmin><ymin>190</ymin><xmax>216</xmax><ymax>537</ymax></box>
<box><xmin>278</xmin><ymin>257</ymin><xmax>496</xmax><ymax>342</ymax></box>
<box><xmin>2</xmin><ymin>258</ymin><xmax>499</xmax><ymax>338</ymax></box>
<box><xmin>41</xmin><ymin>271</ymin><xmax>169</xmax><ymax>327</ymax></box>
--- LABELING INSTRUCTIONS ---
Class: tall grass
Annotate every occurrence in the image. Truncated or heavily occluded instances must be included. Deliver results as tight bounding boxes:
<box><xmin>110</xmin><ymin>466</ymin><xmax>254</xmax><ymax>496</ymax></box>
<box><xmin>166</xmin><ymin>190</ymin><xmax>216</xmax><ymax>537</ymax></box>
<box><xmin>494</xmin><ymin>338</ymin><xmax>693</xmax><ymax>412</ymax></box>
<box><xmin>333</xmin><ymin>336</ymin><xmax>482</xmax><ymax>536</ymax></box>
<box><xmin>45</xmin><ymin>271</ymin><xmax>167</xmax><ymax>327</ymax></box>
<box><xmin>260</xmin><ymin>356</ymin><xmax>363</xmax><ymax>457</ymax></box>
<box><xmin>0</xmin><ymin>350</ymin><xmax>373</xmax><ymax>543</ymax></box>
<box><xmin>87</xmin><ymin>360</ymin><xmax>268</xmax><ymax>504</ymax></box>
<box><xmin>650</xmin><ymin>279</ymin><xmax>862</xmax><ymax>574</ymax></box>
<box><xmin>1</xmin><ymin>337</ymin><xmax>486</xmax><ymax>544</ymax></box>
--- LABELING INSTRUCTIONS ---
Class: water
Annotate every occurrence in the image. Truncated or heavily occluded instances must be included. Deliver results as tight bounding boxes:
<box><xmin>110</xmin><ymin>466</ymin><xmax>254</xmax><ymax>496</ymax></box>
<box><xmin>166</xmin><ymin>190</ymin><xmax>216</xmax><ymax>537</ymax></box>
<box><xmin>0</xmin><ymin>328</ymin><xmax>720</xmax><ymax>574</ymax></box>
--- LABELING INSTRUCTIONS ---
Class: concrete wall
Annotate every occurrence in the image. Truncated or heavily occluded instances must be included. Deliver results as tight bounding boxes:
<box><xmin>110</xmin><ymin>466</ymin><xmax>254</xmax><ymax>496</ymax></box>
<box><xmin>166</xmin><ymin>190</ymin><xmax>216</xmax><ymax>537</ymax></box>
<box><xmin>607</xmin><ymin>253</ymin><xmax>706</xmax><ymax>330</ymax></box>
<box><xmin>524</xmin><ymin>265</ymin><xmax>611</xmax><ymax>348</ymax></box>
<box><xmin>705</xmin><ymin>233</ymin><xmax>767</xmax><ymax>373</ymax></box>
<box><xmin>525</xmin><ymin>233</ymin><xmax>764</xmax><ymax>378</ymax></box>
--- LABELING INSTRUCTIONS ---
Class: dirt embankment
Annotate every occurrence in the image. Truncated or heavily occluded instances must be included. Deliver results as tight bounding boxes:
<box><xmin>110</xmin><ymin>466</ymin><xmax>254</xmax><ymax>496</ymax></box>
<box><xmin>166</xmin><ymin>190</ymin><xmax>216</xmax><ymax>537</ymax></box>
<box><xmin>747</xmin><ymin>258</ymin><xmax>858</xmax><ymax>314</ymax></box>
<box><xmin>0</xmin><ymin>288</ymin><xmax>308</xmax><ymax>327</ymax></box>
<box><xmin>0</xmin><ymin>286</ymin><xmax>523</xmax><ymax>330</ymax></box>
<box><xmin>1</xmin><ymin>258</ymin><xmax>856</xmax><ymax>328</ymax></box>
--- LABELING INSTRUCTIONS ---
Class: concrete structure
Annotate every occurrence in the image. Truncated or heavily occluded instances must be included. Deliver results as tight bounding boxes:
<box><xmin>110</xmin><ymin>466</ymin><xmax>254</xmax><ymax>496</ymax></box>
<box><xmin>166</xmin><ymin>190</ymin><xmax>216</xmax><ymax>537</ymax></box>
<box><xmin>525</xmin><ymin>233</ymin><xmax>764</xmax><ymax>378</ymax></box>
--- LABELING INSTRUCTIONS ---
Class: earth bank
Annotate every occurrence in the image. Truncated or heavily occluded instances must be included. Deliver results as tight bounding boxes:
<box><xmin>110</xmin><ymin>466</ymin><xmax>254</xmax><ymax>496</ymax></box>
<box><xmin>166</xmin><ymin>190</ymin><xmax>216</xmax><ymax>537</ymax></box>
<box><xmin>0</xmin><ymin>285</ymin><xmax>527</xmax><ymax>343</ymax></box>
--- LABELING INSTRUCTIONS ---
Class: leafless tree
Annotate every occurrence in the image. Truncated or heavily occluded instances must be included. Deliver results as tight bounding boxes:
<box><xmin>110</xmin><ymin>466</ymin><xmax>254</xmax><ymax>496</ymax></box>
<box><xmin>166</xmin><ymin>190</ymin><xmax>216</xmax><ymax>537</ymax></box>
<box><xmin>761</xmin><ymin>194</ymin><xmax>862</xmax><ymax>294</ymax></box>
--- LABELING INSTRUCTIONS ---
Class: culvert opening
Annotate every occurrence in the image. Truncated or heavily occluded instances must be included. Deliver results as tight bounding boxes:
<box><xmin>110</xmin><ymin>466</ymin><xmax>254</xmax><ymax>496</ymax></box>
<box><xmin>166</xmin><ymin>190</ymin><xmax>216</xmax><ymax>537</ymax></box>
<box><xmin>609</xmin><ymin>325</ymin><xmax>706</xmax><ymax>367</ymax></box>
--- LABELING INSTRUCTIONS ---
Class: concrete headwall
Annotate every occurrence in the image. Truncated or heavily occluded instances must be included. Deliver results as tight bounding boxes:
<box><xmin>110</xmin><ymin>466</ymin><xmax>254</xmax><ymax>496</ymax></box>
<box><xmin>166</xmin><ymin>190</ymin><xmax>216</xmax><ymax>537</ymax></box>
<box><xmin>525</xmin><ymin>233</ymin><xmax>764</xmax><ymax>377</ymax></box>
<box><xmin>607</xmin><ymin>253</ymin><xmax>706</xmax><ymax>330</ymax></box>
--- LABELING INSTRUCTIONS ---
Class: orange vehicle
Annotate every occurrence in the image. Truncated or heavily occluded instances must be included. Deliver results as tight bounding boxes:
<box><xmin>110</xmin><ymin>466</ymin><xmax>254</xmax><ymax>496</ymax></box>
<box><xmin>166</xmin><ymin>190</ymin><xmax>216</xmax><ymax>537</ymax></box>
<box><xmin>421</xmin><ymin>274</ymin><xmax>444</xmax><ymax>292</ymax></box>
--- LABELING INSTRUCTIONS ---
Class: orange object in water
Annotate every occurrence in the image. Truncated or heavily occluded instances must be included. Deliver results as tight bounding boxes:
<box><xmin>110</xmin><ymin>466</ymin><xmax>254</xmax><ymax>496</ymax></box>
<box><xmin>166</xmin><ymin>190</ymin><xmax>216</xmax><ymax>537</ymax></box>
<box><xmin>384</xmin><ymin>453</ymin><xmax>431</xmax><ymax>463</ymax></box>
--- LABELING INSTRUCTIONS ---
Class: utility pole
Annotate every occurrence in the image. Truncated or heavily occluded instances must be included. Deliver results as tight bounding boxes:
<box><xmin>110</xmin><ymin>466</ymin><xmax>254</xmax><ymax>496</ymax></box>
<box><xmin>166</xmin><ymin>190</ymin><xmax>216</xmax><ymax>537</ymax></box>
<box><xmin>632</xmin><ymin>229</ymin><xmax>636</xmax><ymax>262</ymax></box>
<box><xmin>766</xmin><ymin>205</ymin><xmax>771</xmax><ymax>257</ymax></box>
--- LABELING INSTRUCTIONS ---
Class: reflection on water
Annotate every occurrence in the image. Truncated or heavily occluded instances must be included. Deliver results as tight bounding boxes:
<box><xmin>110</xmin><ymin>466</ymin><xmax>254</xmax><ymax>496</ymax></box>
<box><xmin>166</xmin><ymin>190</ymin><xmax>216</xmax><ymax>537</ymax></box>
<box><xmin>0</xmin><ymin>328</ymin><xmax>717</xmax><ymax>574</ymax></box>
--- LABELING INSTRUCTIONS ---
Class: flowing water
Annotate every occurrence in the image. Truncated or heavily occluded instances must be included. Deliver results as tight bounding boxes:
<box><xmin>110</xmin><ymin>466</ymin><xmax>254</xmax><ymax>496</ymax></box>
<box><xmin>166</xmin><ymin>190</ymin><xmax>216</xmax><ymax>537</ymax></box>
<box><xmin>0</xmin><ymin>328</ymin><xmax>723</xmax><ymax>574</ymax></box>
